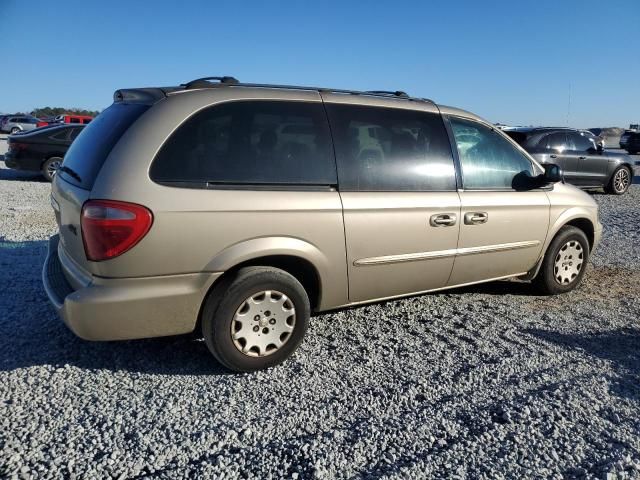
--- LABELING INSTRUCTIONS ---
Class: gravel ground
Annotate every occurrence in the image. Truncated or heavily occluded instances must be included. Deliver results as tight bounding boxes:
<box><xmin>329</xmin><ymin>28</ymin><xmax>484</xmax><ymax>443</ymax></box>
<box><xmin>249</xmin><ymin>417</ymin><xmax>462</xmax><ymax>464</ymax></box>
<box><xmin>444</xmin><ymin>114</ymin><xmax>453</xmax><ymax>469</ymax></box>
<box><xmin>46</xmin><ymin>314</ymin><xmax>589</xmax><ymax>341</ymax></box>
<box><xmin>1</xmin><ymin>162</ymin><xmax>639</xmax><ymax>479</ymax></box>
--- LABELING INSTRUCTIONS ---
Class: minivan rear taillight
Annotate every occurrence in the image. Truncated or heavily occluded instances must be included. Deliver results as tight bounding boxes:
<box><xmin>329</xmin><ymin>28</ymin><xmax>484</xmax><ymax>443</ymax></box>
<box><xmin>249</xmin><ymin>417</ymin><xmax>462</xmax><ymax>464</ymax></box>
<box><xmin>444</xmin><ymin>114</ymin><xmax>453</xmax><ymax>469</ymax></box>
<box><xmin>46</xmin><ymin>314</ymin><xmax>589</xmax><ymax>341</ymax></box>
<box><xmin>81</xmin><ymin>200</ymin><xmax>153</xmax><ymax>261</ymax></box>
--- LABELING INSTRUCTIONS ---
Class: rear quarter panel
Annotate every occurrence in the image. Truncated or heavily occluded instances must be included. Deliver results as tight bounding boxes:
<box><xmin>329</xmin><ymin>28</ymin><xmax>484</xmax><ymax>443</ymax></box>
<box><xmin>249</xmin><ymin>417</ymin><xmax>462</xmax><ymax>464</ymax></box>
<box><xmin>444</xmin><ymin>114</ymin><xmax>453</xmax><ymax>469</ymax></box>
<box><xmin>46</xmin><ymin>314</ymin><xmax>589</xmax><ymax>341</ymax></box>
<box><xmin>88</xmin><ymin>88</ymin><xmax>349</xmax><ymax>310</ymax></box>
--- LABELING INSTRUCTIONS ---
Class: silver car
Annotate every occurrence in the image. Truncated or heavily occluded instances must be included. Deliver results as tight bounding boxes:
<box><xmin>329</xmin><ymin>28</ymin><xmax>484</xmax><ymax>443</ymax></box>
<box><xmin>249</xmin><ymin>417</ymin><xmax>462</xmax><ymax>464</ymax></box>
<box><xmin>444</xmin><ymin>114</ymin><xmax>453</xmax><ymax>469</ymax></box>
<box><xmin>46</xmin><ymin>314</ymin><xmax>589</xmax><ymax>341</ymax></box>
<box><xmin>2</xmin><ymin>115</ymin><xmax>40</xmax><ymax>134</ymax></box>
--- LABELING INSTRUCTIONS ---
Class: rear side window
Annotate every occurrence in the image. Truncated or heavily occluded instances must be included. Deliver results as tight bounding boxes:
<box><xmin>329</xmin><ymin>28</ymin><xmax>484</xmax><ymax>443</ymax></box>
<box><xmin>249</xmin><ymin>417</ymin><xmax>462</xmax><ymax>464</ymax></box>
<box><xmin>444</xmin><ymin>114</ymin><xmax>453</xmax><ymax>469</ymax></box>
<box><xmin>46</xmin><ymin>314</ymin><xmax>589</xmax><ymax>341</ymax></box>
<box><xmin>539</xmin><ymin>132</ymin><xmax>569</xmax><ymax>151</ymax></box>
<box><xmin>151</xmin><ymin>101</ymin><xmax>336</xmax><ymax>186</ymax></box>
<box><xmin>325</xmin><ymin>104</ymin><xmax>455</xmax><ymax>191</ymax></box>
<box><xmin>70</xmin><ymin>117</ymin><xmax>80</xmax><ymax>123</ymax></box>
<box><xmin>60</xmin><ymin>103</ymin><xmax>149</xmax><ymax>189</ymax></box>
<box><xmin>450</xmin><ymin>117</ymin><xmax>534</xmax><ymax>190</ymax></box>
<box><xmin>50</xmin><ymin>129</ymin><xmax>70</xmax><ymax>141</ymax></box>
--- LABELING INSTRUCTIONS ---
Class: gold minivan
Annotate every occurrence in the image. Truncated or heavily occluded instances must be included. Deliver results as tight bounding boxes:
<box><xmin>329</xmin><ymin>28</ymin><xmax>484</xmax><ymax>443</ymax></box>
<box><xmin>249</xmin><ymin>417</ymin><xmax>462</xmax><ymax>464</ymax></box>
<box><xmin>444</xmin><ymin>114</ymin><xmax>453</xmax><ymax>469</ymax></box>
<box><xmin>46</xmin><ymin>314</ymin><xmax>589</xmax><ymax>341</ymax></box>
<box><xmin>43</xmin><ymin>76</ymin><xmax>602</xmax><ymax>371</ymax></box>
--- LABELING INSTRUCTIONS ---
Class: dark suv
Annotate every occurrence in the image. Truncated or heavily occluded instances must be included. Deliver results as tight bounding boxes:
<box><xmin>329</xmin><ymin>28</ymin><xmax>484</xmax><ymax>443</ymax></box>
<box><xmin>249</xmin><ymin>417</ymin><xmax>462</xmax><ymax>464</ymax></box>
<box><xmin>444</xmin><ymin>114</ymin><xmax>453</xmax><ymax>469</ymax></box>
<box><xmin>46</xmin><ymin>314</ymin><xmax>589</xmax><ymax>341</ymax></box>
<box><xmin>505</xmin><ymin>127</ymin><xmax>634</xmax><ymax>195</ymax></box>
<box><xmin>622</xmin><ymin>131</ymin><xmax>640</xmax><ymax>155</ymax></box>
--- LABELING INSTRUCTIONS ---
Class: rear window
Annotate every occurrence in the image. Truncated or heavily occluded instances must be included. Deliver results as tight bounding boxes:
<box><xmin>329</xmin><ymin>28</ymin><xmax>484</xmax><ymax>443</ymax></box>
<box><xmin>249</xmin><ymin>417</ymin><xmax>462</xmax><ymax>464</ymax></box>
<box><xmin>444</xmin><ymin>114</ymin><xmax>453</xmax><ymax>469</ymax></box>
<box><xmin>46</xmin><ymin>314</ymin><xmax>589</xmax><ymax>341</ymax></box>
<box><xmin>59</xmin><ymin>103</ymin><xmax>148</xmax><ymax>189</ymax></box>
<box><xmin>504</xmin><ymin>131</ymin><xmax>527</xmax><ymax>146</ymax></box>
<box><xmin>150</xmin><ymin>100</ymin><xmax>336</xmax><ymax>187</ymax></box>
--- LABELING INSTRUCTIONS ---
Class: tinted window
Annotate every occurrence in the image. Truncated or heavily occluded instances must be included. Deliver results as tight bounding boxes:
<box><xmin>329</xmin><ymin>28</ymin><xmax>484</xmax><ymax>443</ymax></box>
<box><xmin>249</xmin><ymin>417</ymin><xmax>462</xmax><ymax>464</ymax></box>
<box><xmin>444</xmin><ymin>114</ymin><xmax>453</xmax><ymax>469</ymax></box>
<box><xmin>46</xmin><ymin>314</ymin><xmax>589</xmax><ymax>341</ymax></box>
<box><xmin>450</xmin><ymin>117</ymin><xmax>535</xmax><ymax>190</ymax></box>
<box><xmin>70</xmin><ymin>118</ymin><xmax>80</xmax><ymax>124</ymax></box>
<box><xmin>325</xmin><ymin>104</ymin><xmax>455</xmax><ymax>191</ymax></box>
<box><xmin>82</xmin><ymin>118</ymin><xmax>92</xmax><ymax>124</ymax></box>
<box><xmin>69</xmin><ymin>127</ymin><xmax>83</xmax><ymax>140</ymax></box>
<box><xmin>50</xmin><ymin>129</ymin><xmax>70</xmax><ymax>141</ymax></box>
<box><xmin>569</xmin><ymin>132</ymin><xmax>594</xmax><ymax>151</ymax></box>
<box><xmin>151</xmin><ymin>101</ymin><xmax>336</xmax><ymax>186</ymax></box>
<box><xmin>60</xmin><ymin>103</ymin><xmax>148</xmax><ymax>189</ymax></box>
<box><xmin>540</xmin><ymin>132</ymin><xmax>569</xmax><ymax>151</ymax></box>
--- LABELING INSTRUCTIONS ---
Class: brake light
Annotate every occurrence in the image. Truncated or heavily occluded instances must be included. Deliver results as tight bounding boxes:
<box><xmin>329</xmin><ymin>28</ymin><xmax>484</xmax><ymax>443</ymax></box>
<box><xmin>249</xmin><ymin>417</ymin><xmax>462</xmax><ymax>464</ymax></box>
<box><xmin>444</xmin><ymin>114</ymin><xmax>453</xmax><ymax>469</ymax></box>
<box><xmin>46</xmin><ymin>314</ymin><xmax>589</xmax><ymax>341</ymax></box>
<box><xmin>81</xmin><ymin>200</ymin><xmax>153</xmax><ymax>261</ymax></box>
<box><xmin>9</xmin><ymin>143</ymin><xmax>27</xmax><ymax>152</ymax></box>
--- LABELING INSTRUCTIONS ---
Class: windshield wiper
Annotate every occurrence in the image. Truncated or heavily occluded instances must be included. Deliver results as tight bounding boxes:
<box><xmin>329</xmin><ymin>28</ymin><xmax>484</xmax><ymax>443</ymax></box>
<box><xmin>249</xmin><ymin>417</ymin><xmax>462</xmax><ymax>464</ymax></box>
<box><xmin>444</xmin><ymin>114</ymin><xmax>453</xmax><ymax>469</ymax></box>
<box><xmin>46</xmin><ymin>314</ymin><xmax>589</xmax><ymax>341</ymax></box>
<box><xmin>57</xmin><ymin>165</ymin><xmax>82</xmax><ymax>183</ymax></box>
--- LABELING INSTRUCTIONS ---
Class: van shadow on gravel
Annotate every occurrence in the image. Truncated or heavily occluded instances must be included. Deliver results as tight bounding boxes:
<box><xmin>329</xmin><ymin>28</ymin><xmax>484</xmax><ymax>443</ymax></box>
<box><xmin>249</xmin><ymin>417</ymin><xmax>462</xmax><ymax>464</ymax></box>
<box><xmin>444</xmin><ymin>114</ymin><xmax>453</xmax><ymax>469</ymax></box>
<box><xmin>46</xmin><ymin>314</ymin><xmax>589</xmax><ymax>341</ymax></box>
<box><xmin>523</xmin><ymin>327</ymin><xmax>640</xmax><ymax>402</ymax></box>
<box><xmin>0</xmin><ymin>238</ymin><xmax>231</xmax><ymax>376</ymax></box>
<box><xmin>0</xmin><ymin>164</ymin><xmax>46</xmax><ymax>182</ymax></box>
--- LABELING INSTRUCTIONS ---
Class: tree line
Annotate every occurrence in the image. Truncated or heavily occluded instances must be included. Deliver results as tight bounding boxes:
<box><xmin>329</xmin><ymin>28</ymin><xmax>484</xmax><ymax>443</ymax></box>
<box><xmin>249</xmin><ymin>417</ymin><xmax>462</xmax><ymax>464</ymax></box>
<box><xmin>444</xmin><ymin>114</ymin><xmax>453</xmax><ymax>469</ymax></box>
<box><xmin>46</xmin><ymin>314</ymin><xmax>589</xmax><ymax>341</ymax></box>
<box><xmin>9</xmin><ymin>107</ymin><xmax>101</xmax><ymax>118</ymax></box>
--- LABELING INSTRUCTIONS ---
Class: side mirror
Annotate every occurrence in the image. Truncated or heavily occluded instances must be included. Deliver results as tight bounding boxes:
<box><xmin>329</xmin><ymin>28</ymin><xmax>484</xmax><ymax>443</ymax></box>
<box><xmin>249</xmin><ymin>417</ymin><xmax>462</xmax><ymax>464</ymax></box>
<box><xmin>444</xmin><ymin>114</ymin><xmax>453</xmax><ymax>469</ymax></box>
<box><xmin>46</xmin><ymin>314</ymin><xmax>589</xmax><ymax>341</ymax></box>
<box><xmin>542</xmin><ymin>163</ymin><xmax>563</xmax><ymax>184</ymax></box>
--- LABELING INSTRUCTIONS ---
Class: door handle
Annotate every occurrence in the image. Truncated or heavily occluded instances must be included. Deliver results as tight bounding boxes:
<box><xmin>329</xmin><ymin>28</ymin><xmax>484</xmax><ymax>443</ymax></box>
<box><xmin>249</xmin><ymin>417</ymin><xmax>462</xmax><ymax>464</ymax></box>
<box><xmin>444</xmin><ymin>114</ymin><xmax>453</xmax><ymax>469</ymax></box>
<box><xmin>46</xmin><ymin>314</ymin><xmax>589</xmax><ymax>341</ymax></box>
<box><xmin>550</xmin><ymin>154</ymin><xmax>557</xmax><ymax>159</ymax></box>
<box><xmin>579</xmin><ymin>156</ymin><xmax>587</xmax><ymax>159</ymax></box>
<box><xmin>430</xmin><ymin>213</ymin><xmax>457</xmax><ymax>227</ymax></box>
<box><xmin>464</xmin><ymin>212</ymin><xmax>488</xmax><ymax>225</ymax></box>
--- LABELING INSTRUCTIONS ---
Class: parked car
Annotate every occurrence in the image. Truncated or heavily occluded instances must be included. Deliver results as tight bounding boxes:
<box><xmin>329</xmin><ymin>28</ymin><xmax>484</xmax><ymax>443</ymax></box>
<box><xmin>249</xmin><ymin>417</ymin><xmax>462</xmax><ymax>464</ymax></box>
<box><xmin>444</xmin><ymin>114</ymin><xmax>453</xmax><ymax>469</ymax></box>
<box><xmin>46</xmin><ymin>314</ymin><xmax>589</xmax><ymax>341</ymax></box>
<box><xmin>623</xmin><ymin>131</ymin><xmax>640</xmax><ymax>154</ymax></box>
<box><xmin>579</xmin><ymin>129</ymin><xmax>605</xmax><ymax>149</ymax></box>
<box><xmin>43</xmin><ymin>76</ymin><xmax>602</xmax><ymax>372</ymax></box>
<box><xmin>4</xmin><ymin>124</ymin><xmax>85</xmax><ymax>181</ymax></box>
<box><xmin>504</xmin><ymin>127</ymin><xmax>633</xmax><ymax>194</ymax></box>
<box><xmin>37</xmin><ymin>114</ymin><xmax>94</xmax><ymax>128</ymax></box>
<box><xmin>1</xmin><ymin>115</ymin><xmax>40</xmax><ymax>134</ymax></box>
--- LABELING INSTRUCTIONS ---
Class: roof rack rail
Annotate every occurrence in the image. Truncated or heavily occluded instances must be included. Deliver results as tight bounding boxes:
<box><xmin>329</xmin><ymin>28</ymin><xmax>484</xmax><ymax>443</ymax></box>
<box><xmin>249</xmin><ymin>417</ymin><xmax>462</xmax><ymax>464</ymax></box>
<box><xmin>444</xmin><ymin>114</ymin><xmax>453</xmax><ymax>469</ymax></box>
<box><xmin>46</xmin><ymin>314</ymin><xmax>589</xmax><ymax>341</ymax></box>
<box><xmin>176</xmin><ymin>77</ymin><xmax>435</xmax><ymax>104</ymax></box>
<box><xmin>364</xmin><ymin>90</ymin><xmax>409</xmax><ymax>98</ymax></box>
<box><xmin>182</xmin><ymin>76</ymin><xmax>239</xmax><ymax>89</ymax></box>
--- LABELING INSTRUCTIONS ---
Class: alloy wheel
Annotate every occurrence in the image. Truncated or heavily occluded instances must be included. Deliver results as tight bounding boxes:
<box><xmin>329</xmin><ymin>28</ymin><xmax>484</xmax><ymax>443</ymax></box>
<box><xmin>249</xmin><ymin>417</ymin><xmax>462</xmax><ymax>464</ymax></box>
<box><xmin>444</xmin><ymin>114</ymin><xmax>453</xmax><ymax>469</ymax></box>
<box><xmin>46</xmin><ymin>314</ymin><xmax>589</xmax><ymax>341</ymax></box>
<box><xmin>613</xmin><ymin>168</ymin><xmax>630</xmax><ymax>193</ymax></box>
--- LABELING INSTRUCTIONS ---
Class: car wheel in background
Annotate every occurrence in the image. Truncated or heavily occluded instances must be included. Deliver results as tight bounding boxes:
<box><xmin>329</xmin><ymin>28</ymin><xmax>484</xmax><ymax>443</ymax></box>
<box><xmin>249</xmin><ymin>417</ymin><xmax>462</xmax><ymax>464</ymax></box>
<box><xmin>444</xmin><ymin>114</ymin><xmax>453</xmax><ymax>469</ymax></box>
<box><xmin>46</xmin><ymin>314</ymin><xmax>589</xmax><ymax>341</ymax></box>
<box><xmin>605</xmin><ymin>166</ymin><xmax>632</xmax><ymax>195</ymax></box>
<box><xmin>41</xmin><ymin>157</ymin><xmax>63</xmax><ymax>182</ymax></box>
<box><xmin>10</xmin><ymin>127</ymin><xmax>20</xmax><ymax>134</ymax></box>
<box><xmin>201</xmin><ymin>266</ymin><xmax>310</xmax><ymax>372</ymax></box>
<box><xmin>533</xmin><ymin>226</ymin><xmax>590</xmax><ymax>295</ymax></box>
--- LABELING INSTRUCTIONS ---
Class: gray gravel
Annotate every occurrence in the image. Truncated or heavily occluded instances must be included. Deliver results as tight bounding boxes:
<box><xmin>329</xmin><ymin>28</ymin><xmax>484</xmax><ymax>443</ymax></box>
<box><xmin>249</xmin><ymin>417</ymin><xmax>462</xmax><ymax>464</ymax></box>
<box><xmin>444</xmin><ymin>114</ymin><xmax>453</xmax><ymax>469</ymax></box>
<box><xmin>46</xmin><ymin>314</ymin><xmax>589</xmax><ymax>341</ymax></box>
<box><xmin>1</xmin><ymin>161</ymin><xmax>639</xmax><ymax>479</ymax></box>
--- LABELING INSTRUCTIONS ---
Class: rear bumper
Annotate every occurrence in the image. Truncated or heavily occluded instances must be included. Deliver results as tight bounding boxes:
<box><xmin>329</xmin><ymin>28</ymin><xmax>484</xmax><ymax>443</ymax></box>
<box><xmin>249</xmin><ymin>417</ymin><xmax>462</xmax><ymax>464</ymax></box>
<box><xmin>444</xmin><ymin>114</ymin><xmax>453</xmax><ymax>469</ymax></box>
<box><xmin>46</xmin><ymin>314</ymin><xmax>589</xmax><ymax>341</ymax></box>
<box><xmin>3</xmin><ymin>152</ymin><xmax>40</xmax><ymax>171</ymax></box>
<box><xmin>43</xmin><ymin>235</ymin><xmax>222</xmax><ymax>341</ymax></box>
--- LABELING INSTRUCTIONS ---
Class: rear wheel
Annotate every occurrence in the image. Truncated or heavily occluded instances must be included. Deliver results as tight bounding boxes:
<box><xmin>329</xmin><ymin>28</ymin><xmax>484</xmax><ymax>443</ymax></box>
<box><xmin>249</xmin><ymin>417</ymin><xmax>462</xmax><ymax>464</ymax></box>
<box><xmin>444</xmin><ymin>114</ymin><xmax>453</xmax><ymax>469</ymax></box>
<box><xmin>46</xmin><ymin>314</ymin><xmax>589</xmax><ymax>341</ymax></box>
<box><xmin>201</xmin><ymin>266</ymin><xmax>310</xmax><ymax>372</ymax></box>
<box><xmin>534</xmin><ymin>226</ymin><xmax>589</xmax><ymax>295</ymax></box>
<box><xmin>605</xmin><ymin>166</ymin><xmax>631</xmax><ymax>195</ymax></box>
<box><xmin>41</xmin><ymin>157</ymin><xmax>63</xmax><ymax>182</ymax></box>
<box><xmin>10</xmin><ymin>127</ymin><xmax>20</xmax><ymax>134</ymax></box>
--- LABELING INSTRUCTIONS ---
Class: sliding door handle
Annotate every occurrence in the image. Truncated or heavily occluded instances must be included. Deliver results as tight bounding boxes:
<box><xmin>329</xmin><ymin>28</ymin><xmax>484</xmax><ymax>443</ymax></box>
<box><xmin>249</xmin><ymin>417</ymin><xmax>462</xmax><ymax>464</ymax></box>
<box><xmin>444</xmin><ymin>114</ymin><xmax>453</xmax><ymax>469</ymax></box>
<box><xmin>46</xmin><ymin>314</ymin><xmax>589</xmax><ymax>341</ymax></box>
<box><xmin>464</xmin><ymin>212</ymin><xmax>488</xmax><ymax>225</ymax></box>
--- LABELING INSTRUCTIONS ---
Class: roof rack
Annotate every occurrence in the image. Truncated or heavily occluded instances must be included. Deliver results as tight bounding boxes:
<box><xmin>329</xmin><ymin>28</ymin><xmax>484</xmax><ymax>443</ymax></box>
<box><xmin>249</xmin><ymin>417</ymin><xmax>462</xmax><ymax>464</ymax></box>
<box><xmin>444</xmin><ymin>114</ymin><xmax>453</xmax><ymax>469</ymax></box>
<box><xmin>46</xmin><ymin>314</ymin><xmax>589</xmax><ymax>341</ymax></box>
<box><xmin>178</xmin><ymin>76</ymin><xmax>435</xmax><ymax>105</ymax></box>
<box><xmin>182</xmin><ymin>76</ymin><xmax>239</xmax><ymax>89</ymax></box>
<box><xmin>364</xmin><ymin>90</ymin><xmax>409</xmax><ymax>98</ymax></box>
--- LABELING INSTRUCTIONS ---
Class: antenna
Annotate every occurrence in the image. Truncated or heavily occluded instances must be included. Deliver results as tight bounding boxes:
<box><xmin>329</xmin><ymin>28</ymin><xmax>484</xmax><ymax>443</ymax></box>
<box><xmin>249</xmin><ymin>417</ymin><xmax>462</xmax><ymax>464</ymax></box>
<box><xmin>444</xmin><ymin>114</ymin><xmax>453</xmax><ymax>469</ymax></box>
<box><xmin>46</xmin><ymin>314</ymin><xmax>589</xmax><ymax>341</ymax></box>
<box><xmin>566</xmin><ymin>81</ymin><xmax>572</xmax><ymax>127</ymax></box>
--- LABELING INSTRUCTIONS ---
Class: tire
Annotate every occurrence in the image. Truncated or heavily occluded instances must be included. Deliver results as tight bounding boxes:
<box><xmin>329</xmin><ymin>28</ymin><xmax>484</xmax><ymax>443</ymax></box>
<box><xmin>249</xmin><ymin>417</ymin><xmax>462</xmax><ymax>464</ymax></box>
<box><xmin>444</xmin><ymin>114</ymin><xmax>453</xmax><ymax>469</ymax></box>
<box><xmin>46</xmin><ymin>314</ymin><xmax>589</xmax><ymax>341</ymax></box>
<box><xmin>10</xmin><ymin>127</ymin><xmax>20</xmax><ymax>134</ymax></box>
<box><xmin>534</xmin><ymin>226</ymin><xmax>589</xmax><ymax>295</ymax></box>
<box><xmin>605</xmin><ymin>166</ymin><xmax>632</xmax><ymax>195</ymax></box>
<box><xmin>201</xmin><ymin>266</ymin><xmax>310</xmax><ymax>372</ymax></box>
<box><xmin>41</xmin><ymin>157</ymin><xmax>63</xmax><ymax>182</ymax></box>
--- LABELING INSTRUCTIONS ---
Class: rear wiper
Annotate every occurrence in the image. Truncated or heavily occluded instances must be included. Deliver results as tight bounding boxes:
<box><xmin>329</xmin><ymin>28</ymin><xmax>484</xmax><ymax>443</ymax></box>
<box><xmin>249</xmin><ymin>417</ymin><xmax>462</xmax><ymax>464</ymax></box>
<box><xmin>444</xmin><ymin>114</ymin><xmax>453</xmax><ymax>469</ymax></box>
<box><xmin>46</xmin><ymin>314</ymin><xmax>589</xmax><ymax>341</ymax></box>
<box><xmin>57</xmin><ymin>165</ymin><xmax>82</xmax><ymax>183</ymax></box>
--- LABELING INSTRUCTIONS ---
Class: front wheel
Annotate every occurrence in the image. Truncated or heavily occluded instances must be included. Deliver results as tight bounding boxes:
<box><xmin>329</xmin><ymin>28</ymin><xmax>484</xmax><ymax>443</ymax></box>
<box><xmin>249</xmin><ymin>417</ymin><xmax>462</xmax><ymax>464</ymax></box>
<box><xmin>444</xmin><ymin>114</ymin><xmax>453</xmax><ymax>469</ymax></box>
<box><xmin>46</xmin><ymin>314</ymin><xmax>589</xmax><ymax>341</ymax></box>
<box><xmin>534</xmin><ymin>226</ymin><xmax>590</xmax><ymax>295</ymax></box>
<box><xmin>605</xmin><ymin>166</ymin><xmax>631</xmax><ymax>195</ymax></box>
<box><xmin>41</xmin><ymin>157</ymin><xmax>63</xmax><ymax>182</ymax></box>
<box><xmin>201</xmin><ymin>267</ymin><xmax>310</xmax><ymax>372</ymax></box>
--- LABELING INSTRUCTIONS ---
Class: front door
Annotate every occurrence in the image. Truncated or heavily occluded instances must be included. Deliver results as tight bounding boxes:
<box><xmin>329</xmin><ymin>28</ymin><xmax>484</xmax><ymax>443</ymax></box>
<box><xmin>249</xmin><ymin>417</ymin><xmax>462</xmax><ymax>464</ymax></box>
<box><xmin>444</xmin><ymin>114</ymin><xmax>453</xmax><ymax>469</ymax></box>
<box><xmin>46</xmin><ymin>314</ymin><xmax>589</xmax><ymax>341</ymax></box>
<box><xmin>322</xmin><ymin>96</ymin><xmax>461</xmax><ymax>303</ymax></box>
<box><xmin>565</xmin><ymin>131</ymin><xmax>609</xmax><ymax>186</ymax></box>
<box><xmin>447</xmin><ymin>116</ymin><xmax>550</xmax><ymax>286</ymax></box>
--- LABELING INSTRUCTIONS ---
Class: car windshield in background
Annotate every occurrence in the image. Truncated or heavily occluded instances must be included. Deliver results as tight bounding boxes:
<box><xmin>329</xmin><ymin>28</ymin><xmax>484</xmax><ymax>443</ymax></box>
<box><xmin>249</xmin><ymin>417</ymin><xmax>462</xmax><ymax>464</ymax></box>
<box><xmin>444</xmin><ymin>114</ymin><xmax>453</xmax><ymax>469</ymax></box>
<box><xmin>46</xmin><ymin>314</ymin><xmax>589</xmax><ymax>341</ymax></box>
<box><xmin>59</xmin><ymin>103</ymin><xmax>149</xmax><ymax>189</ymax></box>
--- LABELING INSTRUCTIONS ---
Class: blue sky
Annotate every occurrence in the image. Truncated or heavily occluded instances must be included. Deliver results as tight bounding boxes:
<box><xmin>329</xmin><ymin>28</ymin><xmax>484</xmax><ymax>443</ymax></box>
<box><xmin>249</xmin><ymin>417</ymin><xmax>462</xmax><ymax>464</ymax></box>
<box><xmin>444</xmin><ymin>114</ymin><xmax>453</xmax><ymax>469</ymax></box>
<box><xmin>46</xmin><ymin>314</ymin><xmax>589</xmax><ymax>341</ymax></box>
<box><xmin>1</xmin><ymin>0</ymin><xmax>638</xmax><ymax>127</ymax></box>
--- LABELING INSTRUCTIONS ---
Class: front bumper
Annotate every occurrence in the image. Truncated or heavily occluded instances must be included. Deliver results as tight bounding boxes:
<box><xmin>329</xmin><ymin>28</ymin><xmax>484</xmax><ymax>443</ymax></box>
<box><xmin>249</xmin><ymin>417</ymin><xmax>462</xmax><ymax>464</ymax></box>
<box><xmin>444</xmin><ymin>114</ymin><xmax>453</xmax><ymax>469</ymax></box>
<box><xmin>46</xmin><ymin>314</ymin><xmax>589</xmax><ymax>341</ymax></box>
<box><xmin>593</xmin><ymin>221</ymin><xmax>603</xmax><ymax>253</ymax></box>
<box><xmin>42</xmin><ymin>235</ymin><xmax>222</xmax><ymax>341</ymax></box>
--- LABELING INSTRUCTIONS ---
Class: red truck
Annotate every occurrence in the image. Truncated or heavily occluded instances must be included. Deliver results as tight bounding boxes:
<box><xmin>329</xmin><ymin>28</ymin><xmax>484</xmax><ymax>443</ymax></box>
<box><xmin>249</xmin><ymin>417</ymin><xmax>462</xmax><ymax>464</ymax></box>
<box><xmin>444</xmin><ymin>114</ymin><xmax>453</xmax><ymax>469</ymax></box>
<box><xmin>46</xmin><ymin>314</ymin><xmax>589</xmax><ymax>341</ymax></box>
<box><xmin>37</xmin><ymin>114</ymin><xmax>93</xmax><ymax>128</ymax></box>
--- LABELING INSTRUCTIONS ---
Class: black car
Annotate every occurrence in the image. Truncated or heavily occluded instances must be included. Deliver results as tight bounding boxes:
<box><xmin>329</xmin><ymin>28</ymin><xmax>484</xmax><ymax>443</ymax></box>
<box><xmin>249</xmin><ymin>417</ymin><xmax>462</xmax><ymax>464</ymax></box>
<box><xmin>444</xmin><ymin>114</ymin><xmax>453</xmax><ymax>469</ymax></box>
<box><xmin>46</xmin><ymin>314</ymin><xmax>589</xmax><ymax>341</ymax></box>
<box><xmin>3</xmin><ymin>124</ymin><xmax>85</xmax><ymax>181</ymax></box>
<box><xmin>505</xmin><ymin>127</ymin><xmax>634</xmax><ymax>195</ymax></box>
<box><xmin>624</xmin><ymin>131</ymin><xmax>640</xmax><ymax>155</ymax></box>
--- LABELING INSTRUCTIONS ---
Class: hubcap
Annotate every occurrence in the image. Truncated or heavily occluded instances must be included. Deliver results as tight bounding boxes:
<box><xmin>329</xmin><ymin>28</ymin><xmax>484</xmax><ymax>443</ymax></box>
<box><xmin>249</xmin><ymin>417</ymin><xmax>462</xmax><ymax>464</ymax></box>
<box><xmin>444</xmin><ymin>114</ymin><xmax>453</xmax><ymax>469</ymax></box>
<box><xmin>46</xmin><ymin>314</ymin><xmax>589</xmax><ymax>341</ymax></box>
<box><xmin>614</xmin><ymin>169</ymin><xmax>630</xmax><ymax>193</ymax></box>
<box><xmin>554</xmin><ymin>240</ymin><xmax>584</xmax><ymax>285</ymax></box>
<box><xmin>231</xmin><ymin>290</ymin><xmax>296</xmax><ymax>357</ymax></box>
<box><xmin>47</xmin><ymin>161</ymin><xmax>61</xmax><ymax>177</ymax></box>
